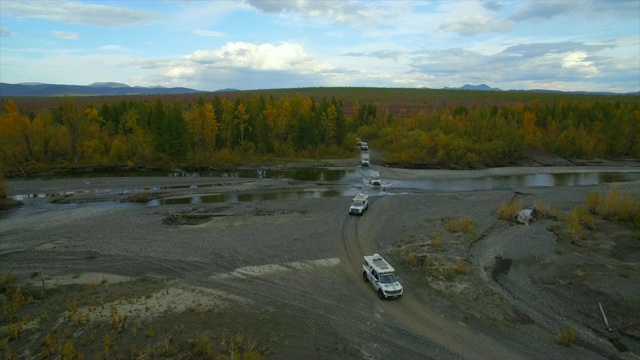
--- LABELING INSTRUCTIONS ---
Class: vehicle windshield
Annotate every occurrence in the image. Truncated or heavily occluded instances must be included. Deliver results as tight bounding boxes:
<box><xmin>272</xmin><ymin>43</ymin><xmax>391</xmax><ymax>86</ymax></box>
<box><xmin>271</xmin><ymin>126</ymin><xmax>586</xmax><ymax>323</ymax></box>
<box><xmin>352</xmin><ymin>201</ymin><xmax>364</xmax><ymax>207</ymax></box>
<box><xmin>379</xmin><ymin>273</ymin><xmax>397</xmax><ymax>284</ymax></box>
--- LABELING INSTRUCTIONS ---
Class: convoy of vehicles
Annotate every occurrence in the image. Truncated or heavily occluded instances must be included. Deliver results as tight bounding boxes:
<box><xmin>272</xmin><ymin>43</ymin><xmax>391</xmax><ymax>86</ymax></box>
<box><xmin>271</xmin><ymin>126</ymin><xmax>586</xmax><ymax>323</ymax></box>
<box><xmin>352</xmin><ymin>144</ymin><xmax>402</xmax><ymax>300</ymax></box>
<box><xmin>349</xmin><ymin>193</ymin><xmax>369</xmax><ymax>215</ymax></box>
<box><xmin>362</xmin><ymin>254</ymin><xmax>404</xmax><ymax>299</ymax></box>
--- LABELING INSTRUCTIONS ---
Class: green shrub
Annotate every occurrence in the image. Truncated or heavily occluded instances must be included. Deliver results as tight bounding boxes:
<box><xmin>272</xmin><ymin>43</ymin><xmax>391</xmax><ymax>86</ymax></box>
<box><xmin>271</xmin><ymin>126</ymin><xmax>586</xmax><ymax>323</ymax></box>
<box><xmin>61</xmin><ymin>340</ymin><xmax>77</xmax><ymax>360</ymax></box>
<box><xmin>192</xmin><ymin>334</ymin><xmax>212</xmax><ymax>356</ymax></box>
<box><xmin>2</xmin><ymin>286</ymin><xmax>24</xmax><ymax>316</ymax></box>
<box><xmin>41</xmin><ymin>335</ymin><xmax>57</xmax><ymax>357</ymax></box>
<box><xmin>586</xmin><ymin>187</ymin><xmax>640</xmax><ymax>228</ymax></box>
<box><xmin>497</xmin><ymin>200</ymin><xmax>524</xmax><ymax>222</ymax></box>
<box><xmin>555</xmin><ymin>324</ymin><xmax>576</xmax><ymax>347</ymax></box>
<box><xmin>454</xmin><ymin>259</ymin><xmax>471</xmax><ymax>275</ymax></box>
<box><xmin>430</xmin><ymin>233</ymin><xmax>443</xmax><ymax>249</ymax></box>
<box><xmin>124</xmin><ymin>192</ymin><xmax>155</xmax><ymax>203</ymax></box>
<box><xmin>566</xmin><ymin>206</ymin><xmax>595</xmax><ymax>237</ymax></box>
<box><xmin>7</xmin><ymin>322</ymin><xmax>22</xmax><ymax>340</ymax></box>
<box><xmin>407</xmin><ymin>250</ymin><xmax>418</xmax><ymax>268</ymax></box>
<box><xmin>1</xmin><ymin>272</ymin><xmax>19</xmax><ymax>292</ymax></box>
<box><xmin>444</xmin><ymin>216</ymin><xmax>477</xmax><ymax>234</ymax></box>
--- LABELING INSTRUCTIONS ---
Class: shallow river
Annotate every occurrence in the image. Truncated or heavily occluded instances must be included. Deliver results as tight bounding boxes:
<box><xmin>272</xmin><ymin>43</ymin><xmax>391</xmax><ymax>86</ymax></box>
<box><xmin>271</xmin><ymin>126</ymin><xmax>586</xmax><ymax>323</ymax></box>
<box><xmin>9</xmin><ymin>167</ymin><xmax>640</xmax><ymax>207</ymax></box>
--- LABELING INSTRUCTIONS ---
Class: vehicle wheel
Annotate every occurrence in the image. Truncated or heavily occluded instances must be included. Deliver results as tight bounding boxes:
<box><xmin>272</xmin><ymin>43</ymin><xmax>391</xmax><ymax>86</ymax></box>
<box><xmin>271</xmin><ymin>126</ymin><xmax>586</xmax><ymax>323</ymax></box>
<box><xmin>378</xmin><ymin>290</ymin><xmax>385</xmax><ymax>300</ymax></box>
<box><xmin>363</xmin><ymin>272</ymin><xmax>369</xmax><ymax>282</ymax></box>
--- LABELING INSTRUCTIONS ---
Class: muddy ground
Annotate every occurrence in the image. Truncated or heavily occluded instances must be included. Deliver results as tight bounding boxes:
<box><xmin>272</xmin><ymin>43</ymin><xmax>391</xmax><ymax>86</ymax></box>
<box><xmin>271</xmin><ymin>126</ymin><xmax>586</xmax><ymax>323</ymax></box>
<box><xmin>1</xmin><ymin>154</ymin><xmax>640</xmax><ymax>359</ymax></box>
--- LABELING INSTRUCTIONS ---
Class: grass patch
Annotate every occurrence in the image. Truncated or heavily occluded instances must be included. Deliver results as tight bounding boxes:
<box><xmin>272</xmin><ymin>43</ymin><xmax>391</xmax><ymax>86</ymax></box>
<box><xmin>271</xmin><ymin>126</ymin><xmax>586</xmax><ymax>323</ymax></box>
<box><xmin>430</xmin><ymin>232</ymin><xmax>443</xmax><ymax>249</ymax></box>
<box><xmin>1</xmin><ymin>272</ymin><xmax>19</xmax><ymax>293</ymax></box>
<box><xmin>406</xmin><ymin>250</ymin><xmax>418</xmax><ymax>268</ymax></box>
<box><xmin>497</xmin><ymin>200</ymin><xmax>524</xmax><ymax>222</ymax></box>
<box><xmin>221</xmin><ymin>332</ymin><xmax>263</xmax><ymax>360</ymax></box>
<box><xmin>533</xmin><ymin>201</ymin><xmax>560</xmax><ymax>219</ymax></box>
<box><xmin>586</xmin><ymin>187</ymin><xmax>640</xmax><ymax>228</ymax></box>
<box><xmin>1</xmin><ymin>276</ymin><xmax>273</xmax><ymax>359</ymax></box>
<box><xmin>2</xmin><ymin>286</ymin><xmax>25</xmax><ymax>317</ymax></box>
<box><xmin>454</xmin><ymin>259</ymin><xmax>471</xmax><ymax>275</ymax></box>
<box><xmin>191</xmin><ymin>334</ymin><xmax>213</xmax><ymax>356</ymax></box>
<box><xmin>41</xmin><ymin>335</ymin><xmax>57</xmax><ymax>357</ymax></box>
<box><xmin>555</xmin><ymin>323</ymin><xmax>576</xmax><ymax>347</ymax></box>
<box><xmin>444</xmin><ymin>216</ymin><xmax>477</xmax><ymax>234</ymax></box>
<box><xmin>61</xmin><ymin>340</ymin><xmax>77</xmax><ymax>360</ymax></box>
<box><xmin>566</xmin><ymin>206</ymin><xmax>596</xmax><ymax>238</ymax></box>
<box><xmin>6</xmin><ymin>322</ymin><xmax>22</xmax><ymax>340</ymax></box>
<box><xmin>124</xmin><ymin>192</ymin><xmax>156</xmax><ymax>203</ymax></box>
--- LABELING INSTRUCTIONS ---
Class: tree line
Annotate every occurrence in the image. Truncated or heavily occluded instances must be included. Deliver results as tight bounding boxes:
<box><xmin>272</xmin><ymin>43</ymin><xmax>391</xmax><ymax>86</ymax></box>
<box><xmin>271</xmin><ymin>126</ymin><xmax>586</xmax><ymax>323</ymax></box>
<box><xmin>1</xmin><ymin>92</ymin><xmax>639</xmax><ymax>176</ymax></box>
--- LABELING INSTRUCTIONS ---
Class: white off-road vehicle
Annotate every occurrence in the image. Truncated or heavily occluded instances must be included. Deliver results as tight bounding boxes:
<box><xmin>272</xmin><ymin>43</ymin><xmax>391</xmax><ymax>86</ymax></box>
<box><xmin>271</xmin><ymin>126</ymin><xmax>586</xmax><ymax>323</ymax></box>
<box><xmin>349</xmin><ymin>193</ymin><xmax>369</xmax><ymax>215</ymax></box>
<box><xmin>369</xmin><ymin>170</ymin><xmax>381</xmax><ymax>186</ymax></box>
<box><xmin>362</xmin><ymin>254</ymin><xmax>403</xmax><ymax>299</ymax></box>
<box><xmin>361</xmin><ymin>153</ymin><xmax>370</xmax><ymax>166</ymax></box>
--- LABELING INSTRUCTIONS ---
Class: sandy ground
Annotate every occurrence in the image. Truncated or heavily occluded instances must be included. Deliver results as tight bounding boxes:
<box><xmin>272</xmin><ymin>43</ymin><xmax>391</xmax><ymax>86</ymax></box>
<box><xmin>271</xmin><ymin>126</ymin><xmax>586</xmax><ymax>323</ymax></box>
<box><xmin>1</xmin><ymin>154</ymin><xmax>640</xmax><ymax>359</ymax></box>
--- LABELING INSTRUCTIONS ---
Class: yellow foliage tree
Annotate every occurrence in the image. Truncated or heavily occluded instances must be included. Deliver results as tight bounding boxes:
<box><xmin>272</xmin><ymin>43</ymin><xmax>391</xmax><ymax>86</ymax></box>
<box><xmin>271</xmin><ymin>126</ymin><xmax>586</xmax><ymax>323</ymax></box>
<box><xmin>0</xmin><ymin>99</ymin><xmax>34</xmax><ymax>166</ymax></box>
<box><xmin>185</xmin><ymin>102</ymin><xmax>218</xmax><ymax>164</ymax></box>
<box><xmin>522</xmin><ymin>111</ymin><xmax>543</xmax><ymax>148</ymax></box>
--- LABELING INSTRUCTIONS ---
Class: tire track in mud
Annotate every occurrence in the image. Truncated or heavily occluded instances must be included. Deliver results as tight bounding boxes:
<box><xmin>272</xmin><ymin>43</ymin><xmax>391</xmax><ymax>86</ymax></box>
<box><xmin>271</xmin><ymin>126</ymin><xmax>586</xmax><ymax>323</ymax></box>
<box><xmin>344</xmin><ymin>195</ymin><xmax>529</xmax><ymax>360</ymax></box>
<box><xmin>206</xmin><ymin>265</ymin><xmax>445</xmax><ymax>360</ymax></box>
<box><xmin>338</xmin><ymin>200</ymin><xmax>464</xmax><ymax>360</ymax></box>
<box><xmin>185</xmin><ymin>206</ymin><xmax>453</xmax><ymax>359</ymax></box>
<box><xmin>467</xmin><ymin>194</ymin><xmax>628</xmax><ymax>360</ymax></box>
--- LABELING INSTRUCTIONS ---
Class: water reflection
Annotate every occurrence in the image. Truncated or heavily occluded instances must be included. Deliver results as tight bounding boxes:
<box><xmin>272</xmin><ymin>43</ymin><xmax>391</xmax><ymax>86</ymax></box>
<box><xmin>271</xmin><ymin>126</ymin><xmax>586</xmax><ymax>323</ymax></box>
<box><xmin>9</xmin><ymin>170</ymin><xmax>640</xmax><ymax>206</ymax></box>
<box><xmin>168</xmin><ymin>168</ymin><xmax>354</xmax><ymax>181</ymax></box>
<box><xmin>14</xmin><ymin>168</ymin><xmax>355</xmax><ymax>181</ymax></box>
<box><xmin>149</xmin><ymin>189</ymin><xmax>343</xmax><ymax>206</ymax></box>
<box><xmin>391</xmin><ymin>172</ymin><xmax>640</xmax><ymax>192</ymax></box>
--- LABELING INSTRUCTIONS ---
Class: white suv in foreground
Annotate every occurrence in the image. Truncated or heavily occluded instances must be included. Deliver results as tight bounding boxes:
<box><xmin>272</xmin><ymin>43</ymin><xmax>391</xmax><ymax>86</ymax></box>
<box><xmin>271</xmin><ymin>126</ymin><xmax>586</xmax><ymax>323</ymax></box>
<box><xmin>362</xmin><ymin>254</ymin><xmax>403</xmax><ymax>299</ymax></box>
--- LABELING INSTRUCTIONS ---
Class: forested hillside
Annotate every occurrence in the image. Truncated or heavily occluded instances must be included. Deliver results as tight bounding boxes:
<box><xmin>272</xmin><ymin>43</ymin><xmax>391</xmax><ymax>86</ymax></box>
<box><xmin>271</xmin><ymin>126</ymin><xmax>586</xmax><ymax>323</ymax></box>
<box><xmin>1</xmin><ymin>88</ymin><xmax>639</xmax><ymax>176</ymax></box>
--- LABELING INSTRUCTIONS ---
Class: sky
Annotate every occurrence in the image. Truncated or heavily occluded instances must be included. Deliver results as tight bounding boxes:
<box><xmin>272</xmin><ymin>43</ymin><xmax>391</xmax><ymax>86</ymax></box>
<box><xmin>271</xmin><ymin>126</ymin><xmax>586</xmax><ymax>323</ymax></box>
<box><xmin>0</xmin><ymin>0</ymin><xmax>639</xmax><ymax>93</ymax></box>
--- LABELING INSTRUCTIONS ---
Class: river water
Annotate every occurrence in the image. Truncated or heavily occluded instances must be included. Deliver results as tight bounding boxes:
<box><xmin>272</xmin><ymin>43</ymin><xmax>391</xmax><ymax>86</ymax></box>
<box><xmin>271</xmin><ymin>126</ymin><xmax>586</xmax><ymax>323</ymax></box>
<box><xmin>8</xmin><ymin>167</ymin><xmax>640</xmax><ymax>207</ymax></box>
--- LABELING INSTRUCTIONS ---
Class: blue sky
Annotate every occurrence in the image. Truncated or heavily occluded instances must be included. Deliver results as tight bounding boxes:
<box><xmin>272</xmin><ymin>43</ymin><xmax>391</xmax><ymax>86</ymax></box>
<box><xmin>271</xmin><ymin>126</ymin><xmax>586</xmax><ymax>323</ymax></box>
<box><xmin>1</xmin><ymin>0</ymin><xmax>638</xmax><ymax>92</ymax></box>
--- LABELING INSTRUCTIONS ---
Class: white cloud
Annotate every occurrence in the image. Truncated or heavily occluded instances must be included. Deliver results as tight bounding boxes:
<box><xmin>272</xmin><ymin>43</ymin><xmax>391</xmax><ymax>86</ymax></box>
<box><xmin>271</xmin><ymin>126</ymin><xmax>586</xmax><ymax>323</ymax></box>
<box><xmin>511</xmin><ymin>0</ymin><xmax>640</xmax><ymax>22</ymax></box>
<box><xmin>438</xmin><ymin>15</ymin><xmax>514</xmax><ymax>36</ymax></box>
<box><xmin>1</xmin><ymin>0</ymin><xmax>637</xmax><ymax>93</ymax></box>
<box><xmin>192</xmin><ymin>30</ymin><xmax>226</xmax><ymax>38</ymax></box>
<box><xmin>53</xmin><ymin>30</ymin><xmax>79</xmax><ymax>40</ymax></box>
<box><xmin>1</xmin><ymin>0</ymin><xmax>155</xmax><ymax>27</ymax></box>
<box><xmin>245</xmin><ymin>0</ymin><xmax>389</xmax><ymax>27</ymax></box>
<box><xmin>122</xmin><ymin>59</ymin><xmax>166</xmax><ymax>70</ymax></box>
<box><xmin>98</xmin><ymin>45</ymin><xmax>128</xmax><ymax>52</ymax></box>
<box><xmin>561</xmin><ymin>51</ymin><xmax>599</xmax><ymax>76</ymax></box>
<box><xmin>187</xmin><ymin>41</ymin><xmax>317</xmax><ymax>71</ymax></box>
<box><xmin>510</xmin><ymin>0</ymin><xmax>573</xmax><ymax>21</ymax></box>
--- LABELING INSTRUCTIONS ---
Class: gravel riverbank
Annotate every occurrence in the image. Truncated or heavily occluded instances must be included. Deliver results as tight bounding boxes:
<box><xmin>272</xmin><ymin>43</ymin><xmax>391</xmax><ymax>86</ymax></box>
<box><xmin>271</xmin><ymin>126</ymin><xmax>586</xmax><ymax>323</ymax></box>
<box><xmin>1</xmin><ymin>158</ymin><xmax>639</xmax><ymax>359</ymax></box>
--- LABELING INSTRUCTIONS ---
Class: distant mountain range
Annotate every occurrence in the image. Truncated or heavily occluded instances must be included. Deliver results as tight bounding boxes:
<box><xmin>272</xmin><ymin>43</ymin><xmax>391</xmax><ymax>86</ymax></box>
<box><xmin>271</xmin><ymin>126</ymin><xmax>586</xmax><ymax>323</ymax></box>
<box><xmin>443</xmin><ymin>84</ymin><xmax>502</xmax><ymax>91</ymax></box>
<box><xmin>0</xmin><ymin>82</ymin><xmax>213</xmax><ymax>97</ymax></box>
<box><xmin>0</xmin><ymin>82</ymin><xmax>636</xmax><ymax>97</ymax></box>
<box><xmin>443</xmin><ymin>83</ymin><xmax>638</xmax><ymax>95</ymax></box>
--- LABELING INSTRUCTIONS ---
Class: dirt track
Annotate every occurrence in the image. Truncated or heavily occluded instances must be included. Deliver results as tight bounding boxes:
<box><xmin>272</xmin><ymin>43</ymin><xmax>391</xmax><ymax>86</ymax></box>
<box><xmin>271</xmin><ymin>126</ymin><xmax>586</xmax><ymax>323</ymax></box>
<box><xmin>1</xmin><ymin>158</ymin><xmax>640</xmax><ymax>359</ymax></box>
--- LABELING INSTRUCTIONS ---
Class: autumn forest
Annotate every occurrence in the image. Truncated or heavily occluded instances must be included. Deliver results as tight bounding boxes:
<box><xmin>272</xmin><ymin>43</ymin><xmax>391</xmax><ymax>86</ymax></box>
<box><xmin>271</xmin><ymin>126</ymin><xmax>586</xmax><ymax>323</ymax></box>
<box><xmin>1</xmin><ymin>88</ymin><xmax>639</xmax><ymax>178</ymax></box>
